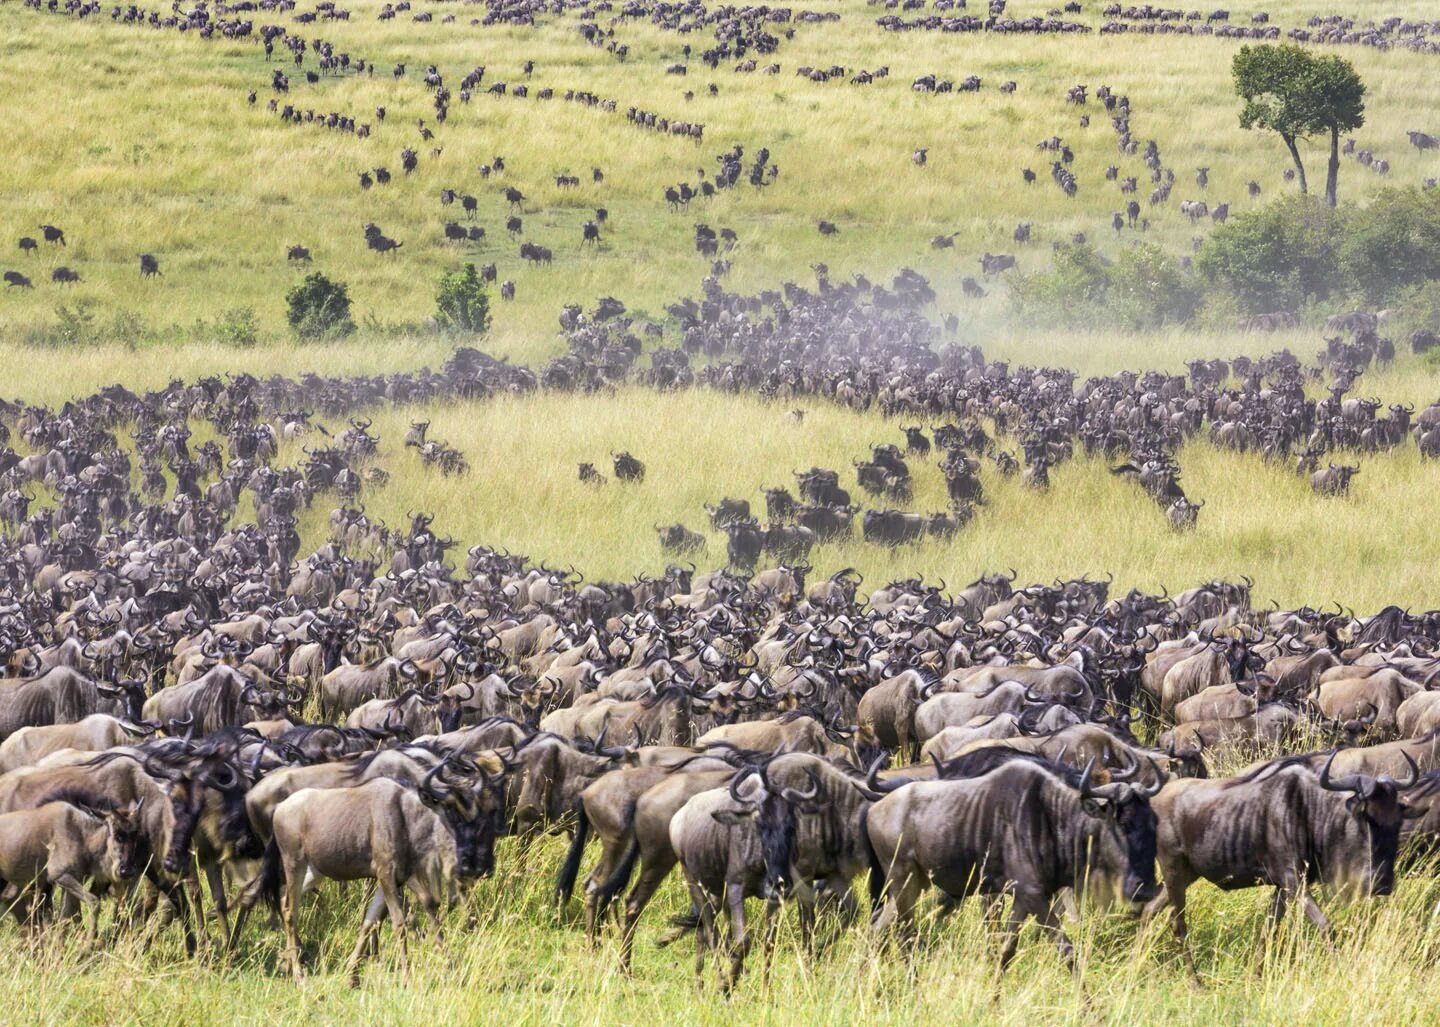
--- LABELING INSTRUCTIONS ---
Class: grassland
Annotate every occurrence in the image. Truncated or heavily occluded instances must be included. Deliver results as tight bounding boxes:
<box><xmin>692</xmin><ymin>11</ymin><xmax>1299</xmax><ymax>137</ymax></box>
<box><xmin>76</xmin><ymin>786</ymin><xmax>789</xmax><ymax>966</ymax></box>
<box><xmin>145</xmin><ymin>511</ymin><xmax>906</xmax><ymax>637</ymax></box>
<box><xmin>7</xmin><ymin>0</ymin><xmax>1440</xmax><ymax>1022</ymax></box>
<box><xmin>3</xmin><ymin>0</ymin><xmax>1440</xmax><ymax>353</ymax></box>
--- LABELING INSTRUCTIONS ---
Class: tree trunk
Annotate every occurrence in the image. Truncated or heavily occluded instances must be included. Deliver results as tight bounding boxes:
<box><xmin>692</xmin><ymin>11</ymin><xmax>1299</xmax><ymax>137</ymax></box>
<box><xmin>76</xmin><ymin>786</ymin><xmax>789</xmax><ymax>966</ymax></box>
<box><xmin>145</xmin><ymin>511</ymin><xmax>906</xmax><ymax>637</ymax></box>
<box><xmin>1325</xmin><ymin>127</ymin><xmax>1340</xmax><ymax>208</ymax></box>
<box><xmin>1283</xmin><ymin>133</ymin><xmax>1308</xmax><ymax>195</ymax></box>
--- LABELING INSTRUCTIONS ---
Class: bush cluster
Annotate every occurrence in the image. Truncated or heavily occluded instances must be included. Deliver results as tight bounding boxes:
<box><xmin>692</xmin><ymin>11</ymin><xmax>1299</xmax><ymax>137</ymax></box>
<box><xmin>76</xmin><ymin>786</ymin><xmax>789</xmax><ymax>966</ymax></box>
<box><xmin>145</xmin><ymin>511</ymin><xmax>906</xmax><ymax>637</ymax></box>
<box><xmin>1013</xmin><ymin>188</ymin><xmax>1440</xmax><ymax>328</ymax></box>
<box><xmin>1010</xmin><ymin>242</ymin><xmax>1202</xmax><ymax>330</ymax></box>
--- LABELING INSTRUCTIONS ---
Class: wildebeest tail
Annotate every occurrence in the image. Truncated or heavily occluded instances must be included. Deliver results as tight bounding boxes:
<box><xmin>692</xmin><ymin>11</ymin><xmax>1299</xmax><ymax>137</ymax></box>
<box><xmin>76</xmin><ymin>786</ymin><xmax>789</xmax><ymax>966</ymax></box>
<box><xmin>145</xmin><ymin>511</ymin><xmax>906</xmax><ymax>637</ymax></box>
<box><xmin>256</xmin><ymin>835</ymin><xmax>284</xmax><ymax>912</ymax></box>
<box><xmin>555</xmin><ymin>798</ymin><xmax>590</xmax><ymax>904</ymax></box>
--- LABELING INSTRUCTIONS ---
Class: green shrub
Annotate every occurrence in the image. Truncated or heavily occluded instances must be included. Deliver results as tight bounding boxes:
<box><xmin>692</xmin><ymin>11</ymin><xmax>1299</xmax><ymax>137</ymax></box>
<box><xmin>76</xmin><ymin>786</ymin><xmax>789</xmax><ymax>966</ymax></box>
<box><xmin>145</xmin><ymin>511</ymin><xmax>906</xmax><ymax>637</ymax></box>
<box><xmin>1197</xmin><ymin>196</ymin><xmax>1347</xmax><ymax>314</ymax></box>
<box><xmin>1009</xmin><ymin>243</ymin><xmax>1114</xmax><ymax>328</ymax></box>
<box><xmin>52</xmin><ymin>303</ymin><xmax>98</xmax><ymax>346</ymax></box>
<box><xmin>1009</xmin><ymin>243</ymin><xmax>1201</xmax><ymax>330</ymax></box>
<box><xmin>1338</xmin><ymin>187</ymin><xmax>1440</xmax><ymax>306</ymax></box>
<box><xmin>214</xmin><ymin>307</ymin><xmax>259</xmax><ymax>347</ymax></box>
<box><xmin>434</xmin><ymin>263</ymin><xmax>492</xmax><ymax>335</ymax></box>
<box><xmin>285</xmin><ymin>273</ymin><xmax>355</xmax><ymax>339</ymax></box>
<box><xmin>1109</xmin><ymin>244</ymin><xmax>1204</xmax><ymax>329</ymax></box>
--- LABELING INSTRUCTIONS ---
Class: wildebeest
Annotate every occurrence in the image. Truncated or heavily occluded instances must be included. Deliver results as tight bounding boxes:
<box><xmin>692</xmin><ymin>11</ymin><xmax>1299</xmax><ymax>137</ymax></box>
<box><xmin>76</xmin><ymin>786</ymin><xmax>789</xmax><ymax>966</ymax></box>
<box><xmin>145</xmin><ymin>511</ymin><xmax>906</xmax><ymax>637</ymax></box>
<box><xmin>656</xmin><ymin>523</ymin><xmax>706</xmax><ymax>554</ymax></box>
<box><xmin>1144</xmin><ymin>753</ymin><xmax>1418</xmax><ymax>974</ymax></box>
<box><xmin>612</xmin><ymin>452</ymin><xmax>645</xmax><ymax>482</ymax></box>
<box><xmin>865</xmin><ymin>757</ymin><xmax>1160</xmax><ymax>973</ymax></box>
<box><xmin>274</xmin><ymin>767</ymin><xmax>505</xmax><ymax>983</ymax></box>
<box><xmin>0</xmin><ymin>794</ymin><xmax>148</xmax><ymax>933</ymax></box>
<box><xmin>139</xmin><ymin>253</ymin><xmax>161</xmax><ymax>277</ymax></box>
<box><xmin>1311</xmin><ymin>464</ymin><xmax>1359</xmax><ymax>496</ymax></box>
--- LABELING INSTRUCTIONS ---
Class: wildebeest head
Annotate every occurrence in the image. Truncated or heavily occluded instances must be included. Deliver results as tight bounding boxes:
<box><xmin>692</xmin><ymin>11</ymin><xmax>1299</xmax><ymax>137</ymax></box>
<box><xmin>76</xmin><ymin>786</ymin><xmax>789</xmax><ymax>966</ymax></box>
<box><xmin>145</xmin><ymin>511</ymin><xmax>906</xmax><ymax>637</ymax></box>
<box><xmin>151</xmin><ymin>753</ymin><xmax>261</xmax><ymax>873</ymax></box>
<box><xmin>104</xmin><ymin>798</ymin><xmax>150</xmax><ymax>882</ymax></box>
<box><xmin>420</xmin><ymin>757</ymin><xmax>508</xmax><ymax>878</ymax></box>
<box><xmin>1075</xmin><ymin>757</ymin><xmax>1162</xmax><ymax>905</ymax></box>
<box><xmin>711</xmin><ymin>763</ymin><xmax>823</xmax><ymax>899</ymax></box>
<box><xmin>1318</xmin><ymin>750</ymin><xmax>1420</xmax><ymax>896</ymax></box>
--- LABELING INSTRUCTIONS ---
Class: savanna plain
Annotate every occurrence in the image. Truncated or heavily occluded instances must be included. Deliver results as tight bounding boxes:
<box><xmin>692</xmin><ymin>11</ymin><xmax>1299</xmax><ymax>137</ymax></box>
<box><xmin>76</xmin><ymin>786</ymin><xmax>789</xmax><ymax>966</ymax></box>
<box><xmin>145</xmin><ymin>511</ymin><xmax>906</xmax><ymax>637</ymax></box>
<box><xmin>4</xmin><ymin>0</ymin><xmax>1440</xmax><ymax>1021</ymax></box>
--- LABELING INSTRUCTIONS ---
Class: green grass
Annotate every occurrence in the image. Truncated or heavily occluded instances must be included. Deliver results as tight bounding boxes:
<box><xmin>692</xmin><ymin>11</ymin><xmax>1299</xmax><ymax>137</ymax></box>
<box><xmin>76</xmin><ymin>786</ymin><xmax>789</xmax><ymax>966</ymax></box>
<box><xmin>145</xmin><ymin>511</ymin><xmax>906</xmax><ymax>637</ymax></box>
<box><xmin>8</xmin><ymin>834</ymin><xmax>1440</xmax><ymax>1026</ymax></box>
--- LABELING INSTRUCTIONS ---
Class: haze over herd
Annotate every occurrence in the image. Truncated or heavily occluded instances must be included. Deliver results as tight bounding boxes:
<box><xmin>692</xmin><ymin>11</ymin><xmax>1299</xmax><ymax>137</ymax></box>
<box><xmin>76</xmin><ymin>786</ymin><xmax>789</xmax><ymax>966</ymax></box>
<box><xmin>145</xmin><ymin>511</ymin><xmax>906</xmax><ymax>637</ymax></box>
<box><xmin>5</xmin><ymin>0</ymin><xmax>1440</xmax><ymax>1020</ymax></box>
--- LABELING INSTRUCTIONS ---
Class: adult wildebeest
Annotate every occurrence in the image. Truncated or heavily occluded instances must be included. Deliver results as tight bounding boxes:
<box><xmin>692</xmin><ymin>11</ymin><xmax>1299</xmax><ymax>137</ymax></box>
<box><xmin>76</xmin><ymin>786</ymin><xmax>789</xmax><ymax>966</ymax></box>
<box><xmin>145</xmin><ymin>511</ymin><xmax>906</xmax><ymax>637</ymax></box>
<box><xmin>1143</xmin><ymin>752</ymin><xmax>1418</xmax><ymax>975</ymax></box>
<box><xmin>1311</xmin><ymin>464</ymin><xmax>1359</xmax><ymax>496</ymax></box>
<box><xmin>613</xmin><ymin>452</ymin><xmax>645</xmax><ymax>482</ymax></box>
<box><xmin>865</xmin><ymin>757</ymin><xmax>1160</xmax><ymax>975</ymax></box>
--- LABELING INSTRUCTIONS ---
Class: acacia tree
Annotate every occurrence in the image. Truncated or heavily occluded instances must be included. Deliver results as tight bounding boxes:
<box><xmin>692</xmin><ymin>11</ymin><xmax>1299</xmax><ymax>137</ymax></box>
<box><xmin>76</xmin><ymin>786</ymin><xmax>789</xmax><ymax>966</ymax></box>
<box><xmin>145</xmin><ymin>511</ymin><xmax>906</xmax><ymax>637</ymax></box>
<box><xmin>1233</xmin><ymin>45</ymin><xmax>1365</xmax><ymax>207</ymax></box>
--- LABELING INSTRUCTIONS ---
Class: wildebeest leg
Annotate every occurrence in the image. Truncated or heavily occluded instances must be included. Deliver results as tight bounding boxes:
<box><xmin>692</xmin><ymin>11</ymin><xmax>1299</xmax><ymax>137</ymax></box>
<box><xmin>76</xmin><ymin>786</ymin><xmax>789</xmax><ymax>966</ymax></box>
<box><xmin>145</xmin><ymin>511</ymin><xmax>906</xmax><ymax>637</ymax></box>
<box><xmin>280</xmin><ymin>859</ymin><xmax>308</xmax><ymax>981</ymax></box>
<box><xmin>813</xmin><ymin>878</ymin><xmax>858</xmax><ymax>952</ymax></box>
<box><xmin>723</xmin><ymin>883</ymin><xmax>750</xmax><ymax>991</ymax></box>
<box><xmin>872</xmin><ymin>865</ymin><xmax>923</xmax><ymax>941</ymax></box>
<box><xmin>1298</xmin><ymin>889</ymin><xmax>1331</xmax><ymax>935</ymax></box>
<box><xmin>206</xmin><ymin>864</ymin><xmax>232</xmax><ymax>944</ymax></box>
<box><xmin>687</xmin><ymin>882</ymin><xmax>716</xmax><ymax>982</ymax></box>
<box><xmin>154</xmin><ymin>871</ymin><xmax>199</xmax><ymax>956</ymax></box>
<box><xmin>343</xmin><ymin>886</ymin><xmax>389</xmax><ymax>985</ymax></box>
<box><xmin>379</xmin><ymin>873</ymin><xmax>410</xmax><ymax>983</ymax></box>
<box><xmin>1037</xmin><ymin>897</ymin><xmax>1077</xmax><ymax>973</ymax></box>
<box><xmin>619</xmin><ymin>849</ymin><xmax>678</xmax><ymax>973</ymax></box>
<box><xmin>756</xmin><ymin>897</ymin><xmax>782</xmax><ymax>988</ymax></box>
<box><xmin>51</xmin><ymin>873</ymin><xmax>102</xmax><ymax>940</ymax></box>
<box><xmin>997</xmin><ymin>890</ymin><xmax>1045</xmax><ymax>974</ymax></box>
<box><xmin>583</xmin><ymin>841</ymin><xmax>622</xmax><ymax>944</ymax></box>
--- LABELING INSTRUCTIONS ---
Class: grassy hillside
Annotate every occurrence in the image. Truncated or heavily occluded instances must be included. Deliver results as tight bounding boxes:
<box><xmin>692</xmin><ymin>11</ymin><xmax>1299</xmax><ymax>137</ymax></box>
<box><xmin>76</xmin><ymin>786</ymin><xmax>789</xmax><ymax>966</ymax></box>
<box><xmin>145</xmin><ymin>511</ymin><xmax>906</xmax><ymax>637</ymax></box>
<box><xmin>3</xmin><ymin>0</ymin><xmax>1440</xmax><ymax>354</ymax></box>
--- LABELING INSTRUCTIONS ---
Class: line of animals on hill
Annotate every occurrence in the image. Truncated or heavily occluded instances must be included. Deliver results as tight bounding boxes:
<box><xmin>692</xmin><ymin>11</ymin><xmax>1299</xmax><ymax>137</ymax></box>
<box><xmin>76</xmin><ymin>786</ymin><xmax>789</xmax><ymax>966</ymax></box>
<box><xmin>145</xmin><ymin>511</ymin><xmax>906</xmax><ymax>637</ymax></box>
<box><xmin>8</xmin><ymin>0</ymin><xmax>1440</xmax><ymax>299</ymax></box>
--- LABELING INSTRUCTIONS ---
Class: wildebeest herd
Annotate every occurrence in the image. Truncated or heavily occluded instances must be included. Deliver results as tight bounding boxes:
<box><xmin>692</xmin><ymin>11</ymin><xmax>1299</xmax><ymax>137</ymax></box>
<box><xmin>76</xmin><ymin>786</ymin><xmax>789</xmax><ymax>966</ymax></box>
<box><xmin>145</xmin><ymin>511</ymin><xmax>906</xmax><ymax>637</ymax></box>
<box><xmin>0</xmin><ymin>262</ymin><xmax>1434</xmax><ymax>990</ymax></box>
<box><xmin>7</xmin><ymin>0</ymin><xmax>1440</xmax><ymax>1006</ymax></box>
<box><xmin>6</xmin><ymin>0</ymin><xmax>1440</xmax><ymax>314</ymax></box>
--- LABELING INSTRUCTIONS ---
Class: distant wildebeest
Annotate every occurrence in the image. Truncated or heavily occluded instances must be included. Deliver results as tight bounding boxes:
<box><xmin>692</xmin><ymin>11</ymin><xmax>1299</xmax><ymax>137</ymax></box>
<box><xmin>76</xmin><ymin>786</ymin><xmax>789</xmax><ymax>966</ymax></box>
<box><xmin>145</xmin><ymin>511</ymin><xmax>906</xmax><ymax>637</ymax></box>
<box><xmin>613</xmin><ymin>452</ymin><xmax>645</xmax><ymax>482</ymax></box>
<box><xmin>1311</xmin><ymin>464</ymin><xmax>1359</xmax><ymax>497</ymax></box>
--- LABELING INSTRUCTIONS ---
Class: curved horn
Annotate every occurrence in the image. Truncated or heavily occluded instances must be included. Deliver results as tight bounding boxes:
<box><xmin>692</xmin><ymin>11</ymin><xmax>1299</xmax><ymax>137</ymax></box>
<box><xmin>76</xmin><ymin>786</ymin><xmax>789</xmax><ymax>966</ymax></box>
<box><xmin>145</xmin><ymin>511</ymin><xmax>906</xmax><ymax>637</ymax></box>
<box><xmin>1317</xmin><ymin>750</ymin><xmax>1368</xmax><ymax>795</ymax></box>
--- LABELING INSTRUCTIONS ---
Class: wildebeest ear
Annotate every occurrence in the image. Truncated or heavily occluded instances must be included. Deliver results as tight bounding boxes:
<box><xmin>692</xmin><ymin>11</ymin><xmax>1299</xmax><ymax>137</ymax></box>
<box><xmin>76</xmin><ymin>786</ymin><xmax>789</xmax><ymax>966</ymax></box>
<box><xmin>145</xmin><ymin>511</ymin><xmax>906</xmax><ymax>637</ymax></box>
<box><xmin>1079</xmin><ymin>798</ymin><xmax>1111</xmax><ymax>818</ymax></box>
<box><xmin>1344</xmin><ymin>796</ymin><xmax>1368</xmax><ymax>817</ymax></box>
<box><xmin>712</xmin><ymin>809</ymin><xmax>756</xmax><ymax>826</ymax></box>
<box><xmin>1403</xmin><ymin>804</ymin><xmax>1427</xmax><ymax>820</ymax></box>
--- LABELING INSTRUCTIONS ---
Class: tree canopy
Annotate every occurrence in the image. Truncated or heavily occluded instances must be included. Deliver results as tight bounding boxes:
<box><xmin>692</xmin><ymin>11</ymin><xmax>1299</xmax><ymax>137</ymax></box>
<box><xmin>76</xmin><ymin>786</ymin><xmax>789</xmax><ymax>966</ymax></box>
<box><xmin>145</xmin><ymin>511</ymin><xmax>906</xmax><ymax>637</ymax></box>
<box><xmin>1233</xmin><ymin>45</ymin><xmax>1365</xmax><ymax>206</ymax></box>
